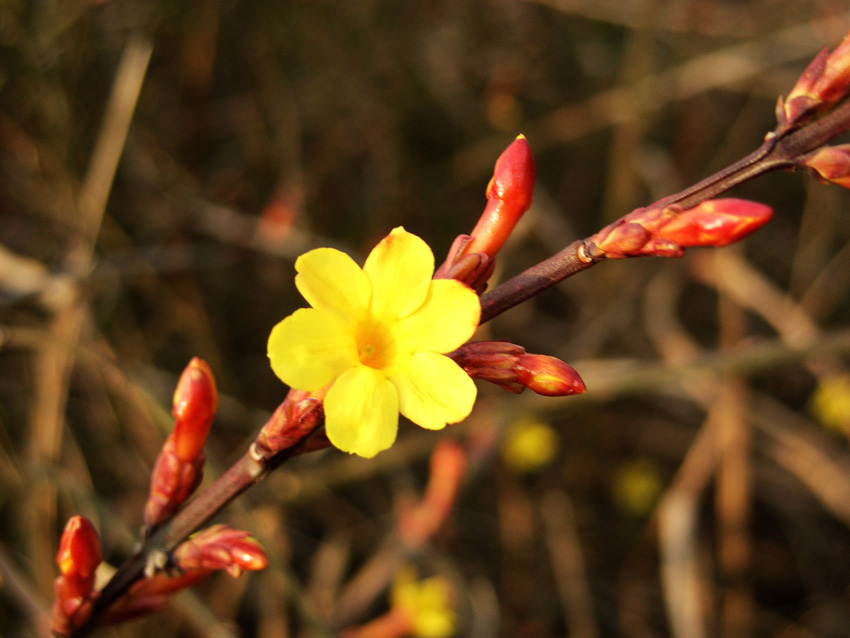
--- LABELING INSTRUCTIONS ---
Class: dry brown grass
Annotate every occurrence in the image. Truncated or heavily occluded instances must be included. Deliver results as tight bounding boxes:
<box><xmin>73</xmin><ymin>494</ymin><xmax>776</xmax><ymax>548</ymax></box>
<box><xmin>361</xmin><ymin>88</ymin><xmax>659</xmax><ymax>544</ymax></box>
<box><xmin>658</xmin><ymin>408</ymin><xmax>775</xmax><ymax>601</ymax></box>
<box><xmin>3</xmin><ymin>1</ymin><xmax>850</xmax><ymax>636</ymax></box>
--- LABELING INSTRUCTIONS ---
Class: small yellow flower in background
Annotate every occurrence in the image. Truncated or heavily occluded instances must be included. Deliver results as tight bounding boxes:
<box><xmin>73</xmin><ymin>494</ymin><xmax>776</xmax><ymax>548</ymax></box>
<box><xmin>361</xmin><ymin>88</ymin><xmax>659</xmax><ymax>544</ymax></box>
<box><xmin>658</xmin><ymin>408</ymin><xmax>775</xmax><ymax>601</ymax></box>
<box><xmin>501</xmin><ymin>415</ymin><xmax>559</xmax><ymax>473</ymax></box>
<box><xmin>612</xmin><ymin>458</ymin><xmax>663</xmax><ymax>516</ymax></box>
<box><xmin>268</xmin><ymin>227</ymin><xmax>480</xmax><ymax>458</ymax></box>
<box><xmin>391</xmin><ymin>567</ymin><xmax>457</xmax><ymax>638</ymax></box>
<box><xmin>810</xmin><ymin>374</ymin><xmax>850</xmax><ymax>434</ymax></box>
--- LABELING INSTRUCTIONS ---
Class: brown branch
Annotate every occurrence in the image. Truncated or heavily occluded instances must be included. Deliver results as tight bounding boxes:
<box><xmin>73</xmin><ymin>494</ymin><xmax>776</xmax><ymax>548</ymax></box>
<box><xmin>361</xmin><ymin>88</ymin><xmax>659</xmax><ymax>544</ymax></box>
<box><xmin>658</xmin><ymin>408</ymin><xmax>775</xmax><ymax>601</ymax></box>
<box><xmin>479</xmin><ymin>98</ymin><xmax>850</xmax><ymax>325</ymax></box>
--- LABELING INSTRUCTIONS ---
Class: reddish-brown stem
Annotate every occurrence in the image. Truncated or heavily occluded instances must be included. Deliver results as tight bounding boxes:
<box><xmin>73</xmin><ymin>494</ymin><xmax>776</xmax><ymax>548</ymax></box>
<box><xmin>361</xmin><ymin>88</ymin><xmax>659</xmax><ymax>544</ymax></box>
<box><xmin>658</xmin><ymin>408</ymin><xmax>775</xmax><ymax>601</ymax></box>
<box><xmin>479</xmin><ymin>240</ymin><xmax>591</xmax><ymax>324</ymax></box>
<box><xmin>70</xmin><ymin>450</ymin><xmax>267</xmax><ymax>637</ymax></box>
<box><xmin>479</xmin><ymin>99</ymin><xmax>850</xmax><ymax>325</ymax></box>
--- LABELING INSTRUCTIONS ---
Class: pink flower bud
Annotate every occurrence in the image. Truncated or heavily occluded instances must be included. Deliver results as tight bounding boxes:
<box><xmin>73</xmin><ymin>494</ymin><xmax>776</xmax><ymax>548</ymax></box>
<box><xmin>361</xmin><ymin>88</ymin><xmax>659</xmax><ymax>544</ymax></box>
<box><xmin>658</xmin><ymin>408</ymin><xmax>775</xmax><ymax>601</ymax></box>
<box><xmin>800</xmin><ymin>145</ymin><xmax>850</xmax><ymax>188</ymax></box>
<box><xmin>172</xmin><ymin>357</ymin><xmax>218</xmax><ymax>462</ymax></box>
<box><xmin>463</xmin><ymin>135</ymin><xmax>536</xmax><ymax>258</ymax></box>
<box><xmin>654</xmin><ymin>199</ymin><xmax>773</xmax><ymax>248</ymax></box>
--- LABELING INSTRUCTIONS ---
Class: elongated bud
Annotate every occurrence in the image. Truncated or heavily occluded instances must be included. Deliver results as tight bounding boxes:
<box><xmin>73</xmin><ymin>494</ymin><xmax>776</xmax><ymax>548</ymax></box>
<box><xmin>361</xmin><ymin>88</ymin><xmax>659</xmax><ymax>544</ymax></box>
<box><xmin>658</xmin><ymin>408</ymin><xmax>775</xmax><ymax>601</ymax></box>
<box><xmin>799</xmin><ymin>144</ymin><xmax>850</xmax><ymax>188</ymax></box>
<box><xmin>654</xmin><ymin>199</ymin><xmax>773</xmax><ymax>248</ymax></box>
<box><xmin>172</xmin><ymin>357</ymin><xmax>218</xmax><ymax>461</ymax></box>
<box><xmin>781</xmin><ymin>29</ymin><xmax>850</xmax><ymax>127</ymax></box>
<box><xmin>450</xmin><ymin>341</ymin><xmax>585</xmax><ymax>397</ymax></box>
<box><xmin>464</xmin><ymin>135</ymin><xmax>536</xmax><ymax>259</ymax></box>
<box><xmin>514</xmin><ymin>354</ymin><xmax>587</xmax><ymax>397</ymax></box>
<box><xmin>588</xmin><ymin>199</ymin><xmax>771</xmax><ymax>259</ymax></box>
<box><xmin>52</xmin><ymin>516</ymin><xmax>102</xmax><ymax>636</ymax></box>
<box><xmin>399</xmin><ymin>440</ymin><xmax>467</xmax><ymax>546</ymax></box>
<box><xmin>143</xmin><ymin>358</ymin><xmax>219</xmax><ymax>532</ymax></box>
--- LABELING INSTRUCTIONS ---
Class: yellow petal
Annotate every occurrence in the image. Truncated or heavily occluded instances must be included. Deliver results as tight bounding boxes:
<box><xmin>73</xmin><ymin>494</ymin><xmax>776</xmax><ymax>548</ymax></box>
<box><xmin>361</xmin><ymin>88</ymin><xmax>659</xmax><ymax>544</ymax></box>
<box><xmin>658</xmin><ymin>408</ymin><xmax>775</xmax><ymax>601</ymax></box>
<box><xmin>324</xmin><ymin>365</ymin><xmax>399</xmax><ymax>457</ymax></box>
<box><xmin>387</xmin><ymin>353</ymin><xmax>476</xmax><ymax>430</ymax></box>
<box><xmin>295</xmin><ymin>247</ymin><xmax>371</xmax><ymax>325</ymax></box>
<box><xmin>392</xmin><ymin>279</ymin><xmax>480</xmax><ymax>354</ymax></box>
<box><xmin>364</xmin><ymin>227</ymin><xmax>433</xmax><ymax>321</ymax></box>
<box><xmin>267</xmin><ymin>308</ymin><xmax>359</xmax><ymax>391</ymax></box>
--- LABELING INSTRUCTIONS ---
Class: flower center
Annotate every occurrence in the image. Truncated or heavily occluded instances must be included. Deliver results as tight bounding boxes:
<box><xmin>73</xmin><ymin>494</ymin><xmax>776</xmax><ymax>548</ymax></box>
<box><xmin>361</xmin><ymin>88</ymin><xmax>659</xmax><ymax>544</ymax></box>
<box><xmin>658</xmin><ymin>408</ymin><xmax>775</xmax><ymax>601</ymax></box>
<box><xmin>356</xmin><ymin>320</ymin><xmax>396</xmax><ymax>370</ymax></box>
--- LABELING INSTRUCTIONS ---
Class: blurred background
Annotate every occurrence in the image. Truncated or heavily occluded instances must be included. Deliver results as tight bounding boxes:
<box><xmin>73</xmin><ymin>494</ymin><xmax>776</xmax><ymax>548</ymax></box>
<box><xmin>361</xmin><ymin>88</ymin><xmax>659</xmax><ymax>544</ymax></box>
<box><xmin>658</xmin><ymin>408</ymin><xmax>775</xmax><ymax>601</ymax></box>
<box><xmin>3</xmin><ymin>0</ymin><xmax>850</xmax><ymax>636</ymax></box>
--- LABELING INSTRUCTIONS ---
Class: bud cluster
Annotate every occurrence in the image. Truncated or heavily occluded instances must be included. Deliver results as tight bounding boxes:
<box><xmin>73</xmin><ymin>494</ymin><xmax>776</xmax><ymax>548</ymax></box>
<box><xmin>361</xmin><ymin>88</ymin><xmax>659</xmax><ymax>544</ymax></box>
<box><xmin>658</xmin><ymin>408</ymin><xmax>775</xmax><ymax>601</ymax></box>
<box><xmin>52</xmin><ymin>359</ymin><xmax>270</xmax><ymax>634</ymax></box>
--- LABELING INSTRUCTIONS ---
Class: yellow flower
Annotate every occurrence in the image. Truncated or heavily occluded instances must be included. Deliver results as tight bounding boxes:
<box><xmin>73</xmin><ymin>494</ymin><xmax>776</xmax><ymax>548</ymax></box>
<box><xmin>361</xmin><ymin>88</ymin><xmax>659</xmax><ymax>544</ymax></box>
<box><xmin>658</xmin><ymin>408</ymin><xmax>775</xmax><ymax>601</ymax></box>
<box><xmin>612</xmin><ymin>458</ymin><xmax>663</xmax><ymax>516</ymax></box>
<box><xmin>268</xmin><ymin>227</ymin><xmax>480</xmax><ymax>458</ymax></box>
<box><xmin>392</xmin><ymin>567</ymin><xmax>458</xmax><ymax>638</ymax></box>
<box><xmin>810</xmin><ymin>374</ymin><xmax>850</xmax><ymax>434</ymax></box>
<box><xmin>501</xmin><ymin>415</ymin><xmax>559</xmax><ymax>473</ymax></box>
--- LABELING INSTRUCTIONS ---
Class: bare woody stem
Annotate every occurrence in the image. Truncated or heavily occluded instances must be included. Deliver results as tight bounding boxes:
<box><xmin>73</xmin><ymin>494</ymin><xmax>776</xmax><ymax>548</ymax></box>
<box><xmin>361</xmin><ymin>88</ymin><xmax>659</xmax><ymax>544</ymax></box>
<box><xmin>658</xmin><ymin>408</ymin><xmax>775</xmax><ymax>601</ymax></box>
<box><xmin>479</xmin><ymin>98</ymin><xmax>850</xmax><ymax>325</ymax></box>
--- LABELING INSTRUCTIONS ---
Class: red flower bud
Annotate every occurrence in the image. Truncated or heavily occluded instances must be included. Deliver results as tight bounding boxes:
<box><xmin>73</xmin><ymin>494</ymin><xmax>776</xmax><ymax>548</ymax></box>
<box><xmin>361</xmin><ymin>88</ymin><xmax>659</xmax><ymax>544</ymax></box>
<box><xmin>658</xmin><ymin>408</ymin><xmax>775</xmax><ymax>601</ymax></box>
<box><xmin>112</xmin><ymin>525</ymin><xmax>268</xmax><ymax>623</ymax></box>
<box><xmin>800</xmin><ymin>145</ymin><xmax>850</xmax><ymax>188</ymax></box>
<box><xmin>588</xmin><ymin>199</ymin><xmax>771</xmax><ymax>259</ymax></box>
<box><xmin>56</xmin><ymin>516</ymin><xmax>101</xmax><ymax>582</ymax></box>
<box><xmin>173</xmin><ymin>525</ymin><xmax>268</xmax><ymax>577</ymax></box>
<box><xmin>514</xmin><ymin>354</ymin><xmax>587</xmax><ymax>397</ymax></box>
<box><xmin>654</xmin><ymin>199</ymin><xmax>772</xmax><ymax>248</ymax></box>
<box><xmin>143</xmin><ymin>436</ymin><xmax>205</xmax><ymax>531</ymax></box>
<box><xmin>588</xmin><ymin>206</ymin><xmax>683</xmax><ymax>259</ymax></box>
<box><xmin>463</xmin><ymin>135</ymin><xmax>536</xmax><ymax>258</ymax></box>
<box><xmin>144</xmin><ymin>359</ymin><xmax>219</xmax><ymax>532</ymax></box>
<box><xmin>255</xmin><ymin>389</ymin><xmax>325</xmax><ymax>456</ymax></box>
<box><xmin>172</xmin><ymin>357</ymin><xmax>218</xmax><ymax>462</ymax></box>
<box><xmin>450</xmin><ymin>341</ymin><xmax>586</xmax><ymax>397</ymax></box>
<box><xmin>52</xmin><ymin>516</ymin><xmax>102</xmax><ymax>636</ymax></box>
<box><xmin>781</xmin><ymin>29</ymin><xmax>850</xmax><ymax>127</ymax></box>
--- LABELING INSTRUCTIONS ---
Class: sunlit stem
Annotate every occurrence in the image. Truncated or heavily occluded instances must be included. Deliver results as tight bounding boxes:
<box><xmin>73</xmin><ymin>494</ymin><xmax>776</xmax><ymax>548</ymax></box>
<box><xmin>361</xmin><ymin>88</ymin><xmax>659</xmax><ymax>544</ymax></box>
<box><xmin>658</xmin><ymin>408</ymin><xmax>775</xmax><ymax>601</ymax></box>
<box><xmin>479</xmin><ymin>98</ymin><xmax>850</xmax><ymax>325</ymax></box>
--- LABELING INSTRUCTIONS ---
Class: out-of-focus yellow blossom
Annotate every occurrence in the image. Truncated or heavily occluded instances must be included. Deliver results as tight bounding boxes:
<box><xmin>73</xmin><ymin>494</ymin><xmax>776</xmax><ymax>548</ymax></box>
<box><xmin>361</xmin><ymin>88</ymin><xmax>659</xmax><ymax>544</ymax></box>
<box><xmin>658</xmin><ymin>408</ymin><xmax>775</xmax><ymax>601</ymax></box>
<box><xmin>501</xmin><ymin>416</ymin><xmax>559</xmax><ymax>473</ymax></box>
<box><xmin>267</xmin><ymin>227</ymin><xmax>480</xmax><ymax>458</ymax></box>
<box><xmin>810</xmin><ymin>374</ymin><xmax>850</xmax><ymax>434</ymax></box>
<box><xmin>391</xmin><ymin>567</ymin><xmax>457</xmax><ymax>638</ymax></box>
<box><xmin>612</xmin><ymin>459</ymin><xmax>663</xmax><ymax>516</ymax></box>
